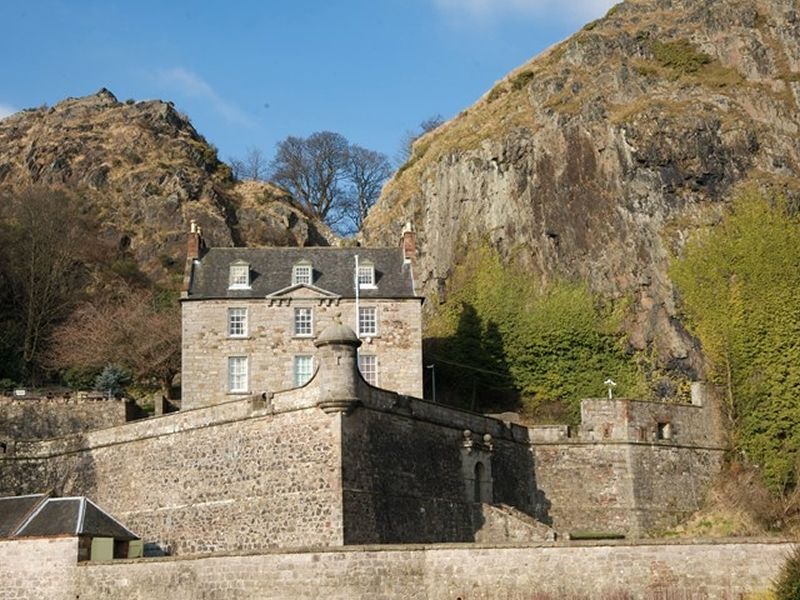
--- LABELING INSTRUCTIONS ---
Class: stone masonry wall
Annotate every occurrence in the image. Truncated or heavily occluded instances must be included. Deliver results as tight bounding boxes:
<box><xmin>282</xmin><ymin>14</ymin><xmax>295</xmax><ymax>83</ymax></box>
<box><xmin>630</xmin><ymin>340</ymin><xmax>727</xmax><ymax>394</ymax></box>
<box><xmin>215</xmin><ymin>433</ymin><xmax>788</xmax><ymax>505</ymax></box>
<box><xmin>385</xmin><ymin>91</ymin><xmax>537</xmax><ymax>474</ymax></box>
<box><xmin>2</xmin><ymin>537</ymin><xmax>793</xmax><ymax>599</ymax></box>
<box><xmin>0</xmin><ymin>538</ymin><xmax>78</xmax><ymax>599</ymax></box>
<box><xmin>182</xmin><ymin>297</ymin><xmax>422</xmax><ymax>409</ymax></box>
<box><xmin>533</xmin><ymin>441</ymin><xmax>725</xmax><ymax>536</ymax></box>
<box><xmin>0</xmin><ymin>397</ymin><xmax>344</xmax><ymax>554</ymax></box>
<box><xmin>579</xmin><ymin>394</ymin><xmax>724</xmax><ymax>447</ymax></box>
<box><xmin>0</xmin><ymin>396</ymin><xmax>130</xmax><ymax>441</ymax></box>
<box><xmin>342</xmin><ymin>387</ymin><xmax>542</xmax><ymax>544</ymax></box>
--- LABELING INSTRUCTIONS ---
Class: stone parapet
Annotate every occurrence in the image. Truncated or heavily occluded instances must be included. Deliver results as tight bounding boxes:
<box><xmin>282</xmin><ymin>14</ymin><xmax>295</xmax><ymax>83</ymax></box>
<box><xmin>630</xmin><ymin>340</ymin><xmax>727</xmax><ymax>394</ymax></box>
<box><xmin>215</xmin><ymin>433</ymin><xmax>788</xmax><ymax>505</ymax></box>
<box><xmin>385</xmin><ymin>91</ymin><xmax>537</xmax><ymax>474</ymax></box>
<box><xmin>1</xmin><ymin>537</ymin><xmax>793</xmax><ymax>599</ymax></box>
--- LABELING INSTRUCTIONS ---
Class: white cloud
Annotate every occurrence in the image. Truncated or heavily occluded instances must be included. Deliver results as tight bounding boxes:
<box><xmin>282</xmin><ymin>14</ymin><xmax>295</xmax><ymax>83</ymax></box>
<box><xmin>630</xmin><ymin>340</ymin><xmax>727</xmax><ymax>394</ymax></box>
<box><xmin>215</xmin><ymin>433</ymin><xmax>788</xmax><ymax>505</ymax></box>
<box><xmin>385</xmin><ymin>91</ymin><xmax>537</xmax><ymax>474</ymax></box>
<box><xmin>433</xmin><ymin>0</ymin><xmax>618</xmax><ymax>25</ymax></box>
<box><xmin>154</xmin><ymin>67</ymin><xmax>253</xmax><ymax>127</ymax></box>
<box><xmin>0</xmin><ymin>103</ymin><xmax>18</xmax><ymax>119</ymax></box>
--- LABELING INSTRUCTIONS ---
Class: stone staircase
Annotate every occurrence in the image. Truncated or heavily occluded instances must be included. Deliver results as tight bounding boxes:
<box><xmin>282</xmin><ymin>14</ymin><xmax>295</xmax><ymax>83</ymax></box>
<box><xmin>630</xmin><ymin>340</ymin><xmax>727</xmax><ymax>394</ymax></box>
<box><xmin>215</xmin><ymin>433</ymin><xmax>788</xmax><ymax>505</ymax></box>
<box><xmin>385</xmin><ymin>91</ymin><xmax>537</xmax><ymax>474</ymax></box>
<box><xmin>474</xmin><ymin>503</ymin><xmax>558</xmax><ymax>543</ymax></box>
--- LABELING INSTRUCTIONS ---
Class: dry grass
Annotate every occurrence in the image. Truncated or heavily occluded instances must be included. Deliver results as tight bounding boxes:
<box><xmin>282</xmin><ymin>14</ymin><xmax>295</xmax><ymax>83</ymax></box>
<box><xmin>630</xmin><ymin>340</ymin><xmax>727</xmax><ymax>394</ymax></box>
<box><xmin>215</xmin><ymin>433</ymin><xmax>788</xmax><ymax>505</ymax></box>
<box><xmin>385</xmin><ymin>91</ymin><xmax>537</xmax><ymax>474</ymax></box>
<box><xmin>661</xmin><ymin>462</ymin><xmax>800</xmax><ymax>539</ymax></box>
<box><xmin>377</xmin><ymin>59</ymin><xmax>542</xmax><ymax>225</ymax></box>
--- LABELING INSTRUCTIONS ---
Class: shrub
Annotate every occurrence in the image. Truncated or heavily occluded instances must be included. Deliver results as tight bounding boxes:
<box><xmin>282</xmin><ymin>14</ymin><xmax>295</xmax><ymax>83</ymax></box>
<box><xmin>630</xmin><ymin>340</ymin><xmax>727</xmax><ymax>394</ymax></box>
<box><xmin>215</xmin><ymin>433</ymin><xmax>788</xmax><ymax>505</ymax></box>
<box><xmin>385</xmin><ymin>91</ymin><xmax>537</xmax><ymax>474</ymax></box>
<box><xmin>651</xmin><ymin>39</ymin><xmax>712</xmax><ymax>74</ymax></box>
<box><xmin>62</xmin><ymin>367</ymin><xmax>98</xmax><ymax>391</ymax></box>
<box><xmin>94</xmin><ymin>365</ymin><xmax>131</xmax><ymax>398</ymax></box>
<box><xmin>511</xmin><ymin>70</ymin><xmax>535</xmax><ymax>91</ymax></box>
<box><xmin>774</xmin><ymin>546</ymin><xmax>800</xmax><ymax>600</ymax></box>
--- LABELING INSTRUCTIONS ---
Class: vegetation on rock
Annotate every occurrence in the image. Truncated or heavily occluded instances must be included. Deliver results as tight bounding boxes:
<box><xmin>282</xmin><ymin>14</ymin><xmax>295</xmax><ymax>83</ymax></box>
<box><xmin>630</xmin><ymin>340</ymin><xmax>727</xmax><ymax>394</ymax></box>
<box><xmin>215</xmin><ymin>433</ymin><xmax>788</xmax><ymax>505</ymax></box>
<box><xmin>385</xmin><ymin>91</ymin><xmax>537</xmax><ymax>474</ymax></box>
<box><xmin>426</xmin><ymin>245</ymin><xmax>645</xmax><ymax>422</ymax></box>
<box><xmin>671</xmin><ymin>188</ymin><xmax>800</xmax><ymax>492</ymax></box>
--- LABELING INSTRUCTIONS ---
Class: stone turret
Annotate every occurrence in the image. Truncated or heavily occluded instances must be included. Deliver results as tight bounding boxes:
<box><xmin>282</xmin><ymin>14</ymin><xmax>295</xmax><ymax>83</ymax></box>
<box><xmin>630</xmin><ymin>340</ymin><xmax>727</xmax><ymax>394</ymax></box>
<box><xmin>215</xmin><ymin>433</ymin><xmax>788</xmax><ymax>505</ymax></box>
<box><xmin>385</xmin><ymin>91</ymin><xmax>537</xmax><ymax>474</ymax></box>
<box><xmin>314</xmin><ymin>321</ymin><xmax>362</xmax><ymax>414</ymax></box>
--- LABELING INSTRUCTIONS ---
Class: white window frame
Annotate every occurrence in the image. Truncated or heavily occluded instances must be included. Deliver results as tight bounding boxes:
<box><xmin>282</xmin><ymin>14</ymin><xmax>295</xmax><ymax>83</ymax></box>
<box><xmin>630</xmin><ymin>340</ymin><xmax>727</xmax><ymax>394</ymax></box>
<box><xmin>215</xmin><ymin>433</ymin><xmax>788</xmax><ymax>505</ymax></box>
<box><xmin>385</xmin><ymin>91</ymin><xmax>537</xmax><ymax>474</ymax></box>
<box><xmin>358</xmin><ymin>306</ymin><xmax>378</xmax><ymax>337</ymax></box>
<box><xmin>294</xmin><ymin>307</ymin><xmax>313</xmax><ymax>337</ymax></box>
<box><xmin>358</xmin><ymin>263</ymin><xmax>376</xmax><ymax>288</ymax></box>
<box><xmin>358</xmin><ymin>353</ymin><xmax>378</xmax><ymax>386</ymax></box>
<box><xmin>292</xmin><ymin>262</ymin><xmax>313</xmax><ymax>286</ymax></box>
<box><xmin>293</xmin><ymin>355</ymin><xmax>313</xmax><ymax>387</ymax></box>
<box><xmin>227</xmin><ymin>356</ymin><xmax>248</xmax><ymax>393</ymax></box>
<box><xmin>228</xmin><ymin>263</ymin><xmax>250</xmax><ymax>289</ymax></box>
<box><xmin>227</xmin><ymin>307</ymin><xmax>248</xmax><ymax>338</ymax></box>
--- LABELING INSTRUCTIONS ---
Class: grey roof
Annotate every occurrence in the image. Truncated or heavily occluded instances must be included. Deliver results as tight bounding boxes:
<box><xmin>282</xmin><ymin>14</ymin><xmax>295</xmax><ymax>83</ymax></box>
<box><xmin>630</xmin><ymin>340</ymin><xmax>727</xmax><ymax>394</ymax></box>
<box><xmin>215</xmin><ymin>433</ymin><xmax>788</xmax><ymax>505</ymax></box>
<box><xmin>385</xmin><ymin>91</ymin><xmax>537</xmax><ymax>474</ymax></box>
<box><xmin>0</xmin><ymin>494</ymin><xmax>46</xmax><ymax>537</ymax></box>
<box><xmin>185</xmin><ymin>247</ymin><xmax>418</xmax><ymax>300</ymax></box>
<box><xmin>0</xmin><ymin>494</ymin><xmax>138</xmax><ymax>540</ymax></box>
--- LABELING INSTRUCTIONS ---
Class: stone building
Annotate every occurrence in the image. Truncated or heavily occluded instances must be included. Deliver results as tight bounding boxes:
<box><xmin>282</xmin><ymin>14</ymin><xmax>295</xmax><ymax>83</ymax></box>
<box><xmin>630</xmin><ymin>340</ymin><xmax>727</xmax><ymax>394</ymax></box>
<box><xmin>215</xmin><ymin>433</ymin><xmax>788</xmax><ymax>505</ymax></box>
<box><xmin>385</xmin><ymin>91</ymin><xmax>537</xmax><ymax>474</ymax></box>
<box><xmin>0</xmin><ymin>493</ymin><xmax>140</xmax><ymax>561</ymax></box>
<box><xmin>180</xmin><ymin>223</ymin><xmax>423</xmax><ymax>409</ymax></box>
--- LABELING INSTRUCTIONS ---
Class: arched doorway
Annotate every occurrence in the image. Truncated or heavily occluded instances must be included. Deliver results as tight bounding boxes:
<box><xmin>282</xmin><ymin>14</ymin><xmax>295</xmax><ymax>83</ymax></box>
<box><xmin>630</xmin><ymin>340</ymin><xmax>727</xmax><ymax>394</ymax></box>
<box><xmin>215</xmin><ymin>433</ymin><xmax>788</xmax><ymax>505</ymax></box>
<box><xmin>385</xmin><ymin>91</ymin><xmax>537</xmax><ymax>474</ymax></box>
<box><xmin>474</xmin><ymin>462</ymin><xmax>485</xmax><ymax>503</ymax></box>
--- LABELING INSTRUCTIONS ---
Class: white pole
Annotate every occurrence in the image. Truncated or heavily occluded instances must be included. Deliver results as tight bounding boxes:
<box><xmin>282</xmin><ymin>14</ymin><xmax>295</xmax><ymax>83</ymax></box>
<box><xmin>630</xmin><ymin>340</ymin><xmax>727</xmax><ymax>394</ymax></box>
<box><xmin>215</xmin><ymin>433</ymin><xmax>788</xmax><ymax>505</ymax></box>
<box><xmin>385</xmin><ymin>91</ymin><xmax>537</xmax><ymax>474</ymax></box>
<box><xmin>354</xmin><ymin>254</ymin><xmax>360</xmax><ymax>336</ymax></box>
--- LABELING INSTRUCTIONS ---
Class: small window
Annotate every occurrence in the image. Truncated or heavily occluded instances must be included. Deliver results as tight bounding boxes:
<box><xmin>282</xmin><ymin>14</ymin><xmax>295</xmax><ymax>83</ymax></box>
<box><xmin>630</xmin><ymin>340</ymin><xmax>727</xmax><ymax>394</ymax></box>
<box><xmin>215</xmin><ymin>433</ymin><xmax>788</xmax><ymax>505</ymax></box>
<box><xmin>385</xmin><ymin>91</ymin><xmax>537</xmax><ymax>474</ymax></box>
<box><xmin>358</xmin><ymin>354</ymin><xmax>378</xmax><ymax>386</ymax></box>
<box><xmin>294</xmin><ymin>307</ymin><xmax>313</xmax><ymax>337</ymax></box>
<box><xmin>293</xmin><ymin>262</ymin><xmax>312</xmax><ymax>286</ymax></box>
<box><xmin>657</xmin><ymin>422</ymin><xmax>672</xmax><ymax>440</ymax></box>
<box><xmin>228</xmin><ymin>308</ymin><xmax>247</xmax><ymax>337</ymax></box>
<box><xmin>227</xmin><ymin>356</ymin><xmax>248</xmax><ymax>393</ymax></box>
<box><xmin>229</xmin><ymin>262</ymin><xmax>250</xmax><ymax>289</ymax></box>
<box><xmin>294</xmin><ymin>355</ymin><xmax>313</xmax><ymax>386</ymax></box>
<box><xmin>358</xmin><ymin>306</ymin><xmax>377</xmax><ymax>337</ymax></box>
<box><xmin>358</xmin><ymin>262</ymin><xmax>375</xmax><ymax>288</ymax></box>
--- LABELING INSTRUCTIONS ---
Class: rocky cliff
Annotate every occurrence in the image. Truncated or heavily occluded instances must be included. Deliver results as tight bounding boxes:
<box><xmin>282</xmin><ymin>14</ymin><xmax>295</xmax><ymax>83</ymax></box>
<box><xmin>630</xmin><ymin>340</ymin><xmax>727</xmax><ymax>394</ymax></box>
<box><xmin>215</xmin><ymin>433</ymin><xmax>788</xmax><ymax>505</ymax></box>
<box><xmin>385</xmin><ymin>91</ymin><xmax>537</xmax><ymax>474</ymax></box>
<box><xmin>0</xmin><ymin>89</ymin><xmax>331</xmax><ymax>279</ymax></box>
<box><xmin>363</xmin><ymin>0</ymin><xmax>800</xmax><ymax>377</ymax></box>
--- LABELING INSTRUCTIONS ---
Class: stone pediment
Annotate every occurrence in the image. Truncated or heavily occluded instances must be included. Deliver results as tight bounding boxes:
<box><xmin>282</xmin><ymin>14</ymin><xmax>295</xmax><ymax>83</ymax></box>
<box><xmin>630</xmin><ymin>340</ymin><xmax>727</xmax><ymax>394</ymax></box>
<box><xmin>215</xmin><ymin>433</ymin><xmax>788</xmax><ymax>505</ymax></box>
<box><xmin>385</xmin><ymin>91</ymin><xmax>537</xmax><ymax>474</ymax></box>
<box><xmin>266</xmin><ymin>283</ymin><xmax>342</xmax><ymax>305</ymax></box>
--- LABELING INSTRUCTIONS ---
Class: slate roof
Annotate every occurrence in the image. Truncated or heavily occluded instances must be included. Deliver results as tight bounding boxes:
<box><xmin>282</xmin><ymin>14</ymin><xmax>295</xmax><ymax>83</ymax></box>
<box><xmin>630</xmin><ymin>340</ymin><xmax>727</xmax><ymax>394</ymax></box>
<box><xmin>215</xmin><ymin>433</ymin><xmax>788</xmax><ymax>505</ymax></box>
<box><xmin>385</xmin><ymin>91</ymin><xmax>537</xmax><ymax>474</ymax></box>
<box><xmin>0</xmin><ymin>494</ymin><xmax>46</xmax><ymax>538</ymax></box>
<box><xmin>185</xmin><ymin>247</ymin><xmax>418</xmax><ymax>300</ymax></box>
<box><xmin>0</xmin><ymin>494</ymin><xmax>138</xmax><ymax>540</ymax></box>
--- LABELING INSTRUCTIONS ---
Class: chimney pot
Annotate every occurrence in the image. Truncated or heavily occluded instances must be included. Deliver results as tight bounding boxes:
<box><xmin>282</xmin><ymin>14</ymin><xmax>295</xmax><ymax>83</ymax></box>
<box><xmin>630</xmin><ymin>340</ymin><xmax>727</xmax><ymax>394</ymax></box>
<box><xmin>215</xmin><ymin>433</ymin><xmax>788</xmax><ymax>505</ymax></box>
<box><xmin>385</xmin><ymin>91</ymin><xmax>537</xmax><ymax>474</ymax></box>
<box><xmin>186</xmin><ymin>221</ymin><xmax>205</xmax><ymax>261</ymax></box>
<box><xmin>401</xmin><ymin>222</ymin><xmax>416</xmax><ymax>266</ymax></box>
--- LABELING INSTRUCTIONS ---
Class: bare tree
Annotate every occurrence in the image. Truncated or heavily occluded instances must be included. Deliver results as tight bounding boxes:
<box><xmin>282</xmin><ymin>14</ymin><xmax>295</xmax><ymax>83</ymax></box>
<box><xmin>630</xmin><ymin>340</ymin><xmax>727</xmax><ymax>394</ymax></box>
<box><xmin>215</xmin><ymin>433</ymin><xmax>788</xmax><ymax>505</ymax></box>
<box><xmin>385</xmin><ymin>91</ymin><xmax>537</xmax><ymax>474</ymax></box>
<box><xmin>0</xmin><ymin>187</ymin><xmax>99</xmax><ymax>383</ymax></box>
<box><xmin>395</xmin><ymin>114</ymin><xmax>445</xmax><ymax>166</ymax></box>
<box><xmin>243</xmin><ymin>147</ymin><xmax>267</xmax><ymax>181</ymax></box>
<box><xmin>345</xmin><ymin>145</ymin><xmax>392</xmax><ymax>232</ymax></box>
<box><xmin>48</xmin><ymin>288</ymin><xmax>181</xmax><ymax>397</ymax></box>
<box><xmin>269</xmin><ymin>131</ymin><xmax>350</xmax><ymax>223</ymax></box>
<box><xmin>229</xmin><ymin>147</ymin><xmax>267</xmax><ymax>181</ymax></box>
<box><xmin>229</xmin><ymin>157</ymin><xmax>245</xmax><ymax>181</ymax></box>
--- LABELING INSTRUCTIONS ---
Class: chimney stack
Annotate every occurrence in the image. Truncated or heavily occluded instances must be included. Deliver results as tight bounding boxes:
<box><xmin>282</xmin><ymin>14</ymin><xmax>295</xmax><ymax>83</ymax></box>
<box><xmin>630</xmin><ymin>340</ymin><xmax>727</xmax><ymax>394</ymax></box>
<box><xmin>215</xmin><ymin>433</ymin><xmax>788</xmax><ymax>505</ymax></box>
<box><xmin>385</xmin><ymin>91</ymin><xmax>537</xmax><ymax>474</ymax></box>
<box><xmin>401</xmin><ymin>222</ymin><xmax>416</xmax><ymax>267</ymax></box>
<box><xmin>187</xmin><ymin>219</ymin><xmax>206</xmax><ymax>261</ymax></box>
<box><xmin>182</xmin><ymin>220</ymin><xmax>206</xmax><ymax>295</ymax></box>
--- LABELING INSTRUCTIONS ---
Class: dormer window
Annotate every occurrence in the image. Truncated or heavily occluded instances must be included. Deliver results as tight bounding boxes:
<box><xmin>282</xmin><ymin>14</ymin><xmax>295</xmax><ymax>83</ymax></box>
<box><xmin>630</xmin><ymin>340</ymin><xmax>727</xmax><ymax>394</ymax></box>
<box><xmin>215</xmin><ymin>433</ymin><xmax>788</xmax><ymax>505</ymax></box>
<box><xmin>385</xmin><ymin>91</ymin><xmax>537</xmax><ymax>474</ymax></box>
<box><xmin>293</xmin><ymin>261</ymin><xmax>312</xmax><ymax>286</ymax></box>
<box><xmin>229</xmin><ymin>261</ymin><xmax>250</xmax><ymax>289</ymax></box>
<box><xmin>358</xmin><ymin>261</ymin><xmax>376</xmax><ymax>288</ymax></box>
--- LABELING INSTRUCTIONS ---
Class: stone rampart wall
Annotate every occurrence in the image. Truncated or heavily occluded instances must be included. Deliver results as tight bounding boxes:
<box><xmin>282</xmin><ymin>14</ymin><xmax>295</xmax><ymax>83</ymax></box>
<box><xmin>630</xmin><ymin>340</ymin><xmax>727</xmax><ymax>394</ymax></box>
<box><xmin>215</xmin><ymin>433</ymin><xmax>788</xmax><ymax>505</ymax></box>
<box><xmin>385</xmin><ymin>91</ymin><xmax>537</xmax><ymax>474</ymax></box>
<box><xmin>0</xmin><ymin>396</ymin><xmax>130</xmax><ymax>441</ymax></box>
<box><xmin>533</xmin><ymin>441</ymin><xmax>725</xmax><ymax>536</ymax></box>
<box><xmin>0</xmin><ymin>396</ymin><xmax>343</xmax><ymax>555</ymax></box>
<box><xmin>0</xmin><ymin>378</ymin><xmax>729</xmax><ymax>547</ymax></box>
<box><xmin>579</xmin><ymin>395</ymin><xmax>724</xmax><ymax>447</ymax></box>
<box><xmin>341</xmin><ymin>403</ymin><xmax>539</xmax><ymax>544</ymax></box>
<box><xmin>1</xmin><ymin>537</ymin><xmax>793</xmax><ymax>599</ymax></box>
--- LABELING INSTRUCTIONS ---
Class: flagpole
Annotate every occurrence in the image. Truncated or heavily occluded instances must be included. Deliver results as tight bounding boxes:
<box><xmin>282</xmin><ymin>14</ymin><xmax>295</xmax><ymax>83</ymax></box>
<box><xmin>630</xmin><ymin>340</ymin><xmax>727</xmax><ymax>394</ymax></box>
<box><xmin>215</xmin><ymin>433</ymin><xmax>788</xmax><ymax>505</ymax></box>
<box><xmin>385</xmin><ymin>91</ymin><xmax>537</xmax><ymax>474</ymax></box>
<box><xmin>354</xmin><ymin>254</ymin><xmax>360</xmax><ymax>336</ymax></box>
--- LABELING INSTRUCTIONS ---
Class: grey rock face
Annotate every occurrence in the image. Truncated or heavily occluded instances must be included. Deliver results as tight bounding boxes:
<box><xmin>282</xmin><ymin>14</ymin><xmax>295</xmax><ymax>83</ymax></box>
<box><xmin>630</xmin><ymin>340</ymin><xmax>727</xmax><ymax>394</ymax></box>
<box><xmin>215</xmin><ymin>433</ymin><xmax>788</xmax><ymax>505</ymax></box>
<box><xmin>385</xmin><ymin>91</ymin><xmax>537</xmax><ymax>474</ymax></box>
<box><xmin>363</xmin><ymin>0</ymin><xmax>800</xmax><ymax>374</ymax></box>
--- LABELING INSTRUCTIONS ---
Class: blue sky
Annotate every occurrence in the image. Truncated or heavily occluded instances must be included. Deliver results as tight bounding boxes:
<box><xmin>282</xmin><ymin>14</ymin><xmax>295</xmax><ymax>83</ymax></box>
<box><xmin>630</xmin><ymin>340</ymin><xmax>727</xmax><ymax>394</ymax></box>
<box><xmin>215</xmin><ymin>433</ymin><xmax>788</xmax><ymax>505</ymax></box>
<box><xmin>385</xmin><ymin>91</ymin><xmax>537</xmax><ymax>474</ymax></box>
<box><xmin>0</xmin><ymin>0</ymin><xmax>616</xmax><ymax>166</ymax></box>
